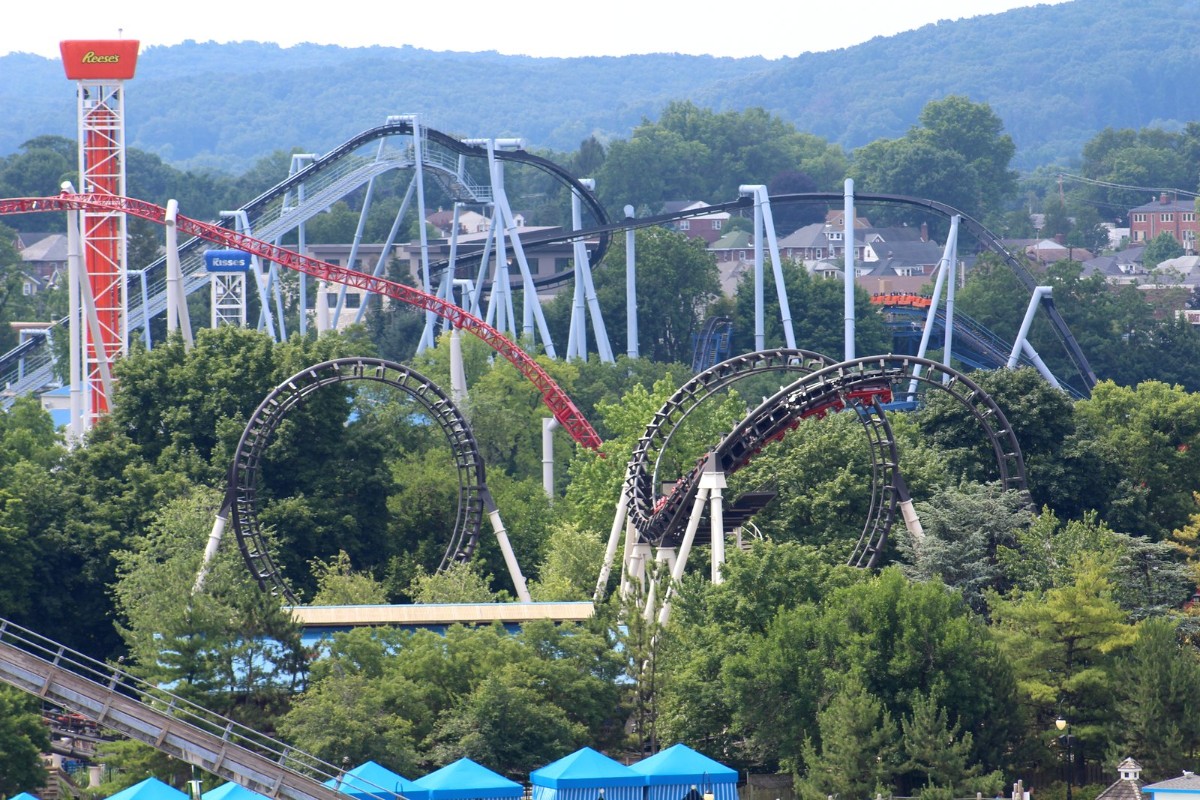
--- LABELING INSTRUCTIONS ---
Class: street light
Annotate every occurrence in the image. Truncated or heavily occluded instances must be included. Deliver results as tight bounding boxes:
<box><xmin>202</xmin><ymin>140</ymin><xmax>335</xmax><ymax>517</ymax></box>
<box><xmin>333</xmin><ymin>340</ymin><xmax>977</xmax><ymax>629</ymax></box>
<box><xmin>1056</xmin><ymin>716</ymin><xmax>1073</xmax><ymax>800</ymax></box>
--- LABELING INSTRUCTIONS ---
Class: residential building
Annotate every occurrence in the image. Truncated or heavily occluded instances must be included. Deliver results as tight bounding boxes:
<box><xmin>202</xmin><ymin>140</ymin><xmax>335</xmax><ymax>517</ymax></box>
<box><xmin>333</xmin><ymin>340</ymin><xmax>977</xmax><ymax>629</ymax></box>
<box><xmin>1129</xmin><ymin>193</ymin><xmax>1199</xmax><ymax>253</ymax></box>
<box><xmin>13</xmin><ymin>232</ymin><xmax>67</xmax><ymax>288</ymax></box>
<box><xmin>660</xmin><ymin>201</ymin><xmax>730</xmax><ymax>245</ymax></box>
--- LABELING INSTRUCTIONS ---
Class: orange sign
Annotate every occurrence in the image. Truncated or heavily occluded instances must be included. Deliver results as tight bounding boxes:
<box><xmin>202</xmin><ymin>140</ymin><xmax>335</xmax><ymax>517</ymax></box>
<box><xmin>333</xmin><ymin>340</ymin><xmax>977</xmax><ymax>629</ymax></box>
<box><xmin>60</xmin><ymin>40</ymin><xmax>140</xmax><ymax>80</ymax></box>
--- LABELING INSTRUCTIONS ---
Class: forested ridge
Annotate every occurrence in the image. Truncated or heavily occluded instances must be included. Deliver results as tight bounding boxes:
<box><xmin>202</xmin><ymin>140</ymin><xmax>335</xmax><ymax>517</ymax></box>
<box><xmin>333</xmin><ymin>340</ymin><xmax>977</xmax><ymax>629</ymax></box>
<box><xmin>3</xmin><ymin>0</ymin><xmax>1199</xmax><ymax>171</ymax></box>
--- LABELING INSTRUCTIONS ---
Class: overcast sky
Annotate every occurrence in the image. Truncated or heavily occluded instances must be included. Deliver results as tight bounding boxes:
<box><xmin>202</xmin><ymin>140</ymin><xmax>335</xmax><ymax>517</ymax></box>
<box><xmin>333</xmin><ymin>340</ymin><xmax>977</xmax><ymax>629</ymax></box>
<box><xmin>7</xmin><ymin>0</ymin><xmax>1070</xmax><ymax>60</ymax></box>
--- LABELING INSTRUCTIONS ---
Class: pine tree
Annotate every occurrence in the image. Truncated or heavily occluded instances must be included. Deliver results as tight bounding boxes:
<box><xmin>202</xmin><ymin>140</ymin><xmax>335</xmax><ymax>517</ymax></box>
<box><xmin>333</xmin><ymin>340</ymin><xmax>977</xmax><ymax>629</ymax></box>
<box><xmin>797</xmin><ymin>673</ymin><xmax>899</xmax><ymax>800</ymax></box>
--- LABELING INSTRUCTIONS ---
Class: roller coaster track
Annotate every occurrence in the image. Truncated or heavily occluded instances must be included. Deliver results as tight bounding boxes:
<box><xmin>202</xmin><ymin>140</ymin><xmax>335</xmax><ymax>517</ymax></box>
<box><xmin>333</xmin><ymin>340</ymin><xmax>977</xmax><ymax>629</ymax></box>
<box><xmin>626</xmin><ymin>347</ymin><xmax>903</xmax><ymax>566</ymax></box>
<box><xmin>503</xmin><ymin>192</ymin><xmax>1098</xmax><ymax>393</ymax></box>
<box><xmin>229</xmin><ymin>358</ymin><xmax>490</xmax><ymax>602</ymax></box>
<box><xmin>630</xmin><ymin>354</ymin><xmax>1027</xmax><ymax>564</ymax></box>
<box><xmin>0</xmin><ymin>193</ymin><xmax>602</xmax><ymax>450</ymax></box>
<box><xmin>0</xmin><ymin>119</ymin><xmax>609</xmax><ymax>401</ymax></box>
<box><xmin>0</xmin><ymin>616</ymin><xmax>382</xmax><ymax>800</ymax></box>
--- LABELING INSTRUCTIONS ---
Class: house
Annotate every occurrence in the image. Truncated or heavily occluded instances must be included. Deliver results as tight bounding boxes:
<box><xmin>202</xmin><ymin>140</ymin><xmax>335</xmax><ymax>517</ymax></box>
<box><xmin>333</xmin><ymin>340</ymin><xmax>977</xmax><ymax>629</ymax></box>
<box><xmin>14</xmin><ymin>231</ymin><xmax>67</xmax><ymax>287</ymax></box>
<box><xmin>426</xmin><ymin>208</ymin><xmax>512</xmax><ymax>237</ymax></box>
<box><xmin>1021</xmin><ymin>237</ymin><xmax>1094</xmax><ymax>266</ymax></box>
<box><xmin>1129</xmin><ymin>193</ymin><xmax>1199</xmax><ymax>253</ymax></box>
<box><xmin>660</xmin><ymin>201</ymin><xmax>730</xmax><ymax>245</ymax></box>
<box><xmin>708</xmin><ymin>229</ymin><xmax>754</xmax><ymax>295</ymax></box>
<box><xmin>1094</xmin><ymin>758</ymin><xmax>1145</xmax><ymax>800</ymax></box>
<box><xmin>1144</xmin><ymin>769</ymin><xmax>1200</xmax><ymax>800</ymax></box>
<box><xmin>776</xmin><ymin>210</ymin><xmax>874</xmax><ymax>264</ymax></box>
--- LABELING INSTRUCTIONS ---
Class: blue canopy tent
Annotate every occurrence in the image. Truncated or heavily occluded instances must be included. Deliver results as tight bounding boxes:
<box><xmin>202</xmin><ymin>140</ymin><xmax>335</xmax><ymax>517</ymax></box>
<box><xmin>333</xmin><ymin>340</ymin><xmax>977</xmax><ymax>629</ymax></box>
<box><xmin>629</xmin><ymin>744</ymin><xmax>738</xmax><ymax>800</ymax></box>
<box><xmin>531</xmin><ymin>747</ymin><xmax>645</xmax><ymax>800</ymax></box>
<box><xmin>413</xmin><ymin>758</ymin><xmax>523</xmax><ymax>800</ymax></box>
<box><xmin>13</xmin><ymin>793</ymin><xmax>42</xmax><ymax>800</ymax></box>
<box><xmin>325</xmin><ymin>761</ymin><xmax>430</xmax><ymax>800</ymax></box>
<box><xmin>204</xmin><ymin>784</ymin><xmax>270</xmax><ymax>800</ymax></box>
<box><xmin>106</xmin><ymin>778</ymin><xmax>190</xmax><ymax>800</ymax></box>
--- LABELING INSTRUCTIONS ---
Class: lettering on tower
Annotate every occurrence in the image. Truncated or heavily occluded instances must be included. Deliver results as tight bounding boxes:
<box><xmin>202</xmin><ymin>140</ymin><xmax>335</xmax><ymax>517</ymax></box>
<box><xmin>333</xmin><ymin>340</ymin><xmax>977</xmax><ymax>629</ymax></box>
<box><xmin>60</xmin><ymin>40</ymin><xmax>140</xmax><ymax>80</ymax></box>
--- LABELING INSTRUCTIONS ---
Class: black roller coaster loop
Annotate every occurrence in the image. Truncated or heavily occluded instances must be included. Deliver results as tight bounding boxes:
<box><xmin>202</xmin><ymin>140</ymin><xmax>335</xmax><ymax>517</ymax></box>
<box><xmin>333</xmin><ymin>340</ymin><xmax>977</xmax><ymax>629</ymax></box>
<box><xmin>630</xmin><ymin>354</ymin><xmax>1028</xmax><ymax>568</ymax></box>
<box><xmin>227</xmin><ymin>357</ymin><xmax>488</xmax><ymax>603</ymax></box>
<box><xmin>626</xmin><ymin>348</ymin><xmax>901</xmax><ymax>566</ymax></box>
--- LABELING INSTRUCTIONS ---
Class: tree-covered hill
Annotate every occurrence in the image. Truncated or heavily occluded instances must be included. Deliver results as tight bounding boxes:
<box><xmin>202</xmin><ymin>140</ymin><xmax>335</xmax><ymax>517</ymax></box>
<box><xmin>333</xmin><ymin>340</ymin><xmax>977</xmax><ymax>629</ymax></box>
<box><xmin>1</xmin><ymin>0</ymin><xmax>1197</xmax><ymax>172</ymax></box>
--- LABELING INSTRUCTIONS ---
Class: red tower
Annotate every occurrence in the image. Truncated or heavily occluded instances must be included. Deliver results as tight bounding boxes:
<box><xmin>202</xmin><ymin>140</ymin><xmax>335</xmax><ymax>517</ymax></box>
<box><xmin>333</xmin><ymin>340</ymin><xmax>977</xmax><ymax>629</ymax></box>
<box><xmin>60</xmin><ymin>39</ymin><xmax>139</xmax><ymax>424</ymax></box>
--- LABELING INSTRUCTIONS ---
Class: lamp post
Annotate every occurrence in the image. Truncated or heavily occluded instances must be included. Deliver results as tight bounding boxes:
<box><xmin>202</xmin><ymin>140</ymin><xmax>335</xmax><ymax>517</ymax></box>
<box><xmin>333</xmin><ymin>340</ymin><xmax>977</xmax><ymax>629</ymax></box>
<box><xmin>1056</xmin><ymin>715</ymin><xmax>1073</xmax><ymax>800</ymax></box>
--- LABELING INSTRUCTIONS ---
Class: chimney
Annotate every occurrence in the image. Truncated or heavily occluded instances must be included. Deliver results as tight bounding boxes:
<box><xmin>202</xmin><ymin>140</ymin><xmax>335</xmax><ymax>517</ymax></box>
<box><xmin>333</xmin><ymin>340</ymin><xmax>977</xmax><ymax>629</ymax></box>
<box><xmin>1161</xmin><ymin>193</ymin><xmax>1170</xmax><ymax>204</ymax></box>
<box><xmin>920</xmin><ymin>222</ymin><xmax>929</xmax><ymax>242</ymax></box>
<box><xmin>1055</xmin><ymin>233</ymin><xmax>1066</xmax><ymax>245</ymax></box>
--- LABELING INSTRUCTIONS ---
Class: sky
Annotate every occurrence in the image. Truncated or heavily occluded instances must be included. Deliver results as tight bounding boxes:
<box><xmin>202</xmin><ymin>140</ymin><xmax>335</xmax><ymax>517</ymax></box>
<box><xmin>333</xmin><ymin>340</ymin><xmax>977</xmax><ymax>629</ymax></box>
<box><xmin>6</xmin><ymin>0</ymin><xmax>1071</xmax><ymax>61</ymax></box>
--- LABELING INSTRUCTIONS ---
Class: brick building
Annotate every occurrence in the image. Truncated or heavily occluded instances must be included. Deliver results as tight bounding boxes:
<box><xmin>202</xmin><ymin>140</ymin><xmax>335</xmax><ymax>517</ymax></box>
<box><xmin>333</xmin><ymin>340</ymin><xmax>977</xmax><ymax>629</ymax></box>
<box><xmin>1129</xmin><ymin>193</ymin><xmax>1199</xmax><ymax>253</ymax></box>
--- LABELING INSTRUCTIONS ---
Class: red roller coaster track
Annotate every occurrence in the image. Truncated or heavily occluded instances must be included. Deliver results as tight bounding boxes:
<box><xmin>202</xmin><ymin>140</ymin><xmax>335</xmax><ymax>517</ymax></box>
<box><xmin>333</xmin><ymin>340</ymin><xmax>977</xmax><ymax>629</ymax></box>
<box><xmin>0</xmin><ymin>192</ymin><xmax>602</xmax><ymax>450</ymax></box>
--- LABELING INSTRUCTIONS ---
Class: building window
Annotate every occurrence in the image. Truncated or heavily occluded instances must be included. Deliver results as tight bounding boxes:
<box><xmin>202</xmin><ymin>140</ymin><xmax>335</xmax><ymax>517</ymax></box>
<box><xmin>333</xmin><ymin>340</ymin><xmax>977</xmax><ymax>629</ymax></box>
<box><xmin>713</xmin><ymin>219</ymin><xmax>722</xmax><ymax>231</ymax></box>
<box><xmin>1185</xmin><ymin>213</ymin><xmax>1196</xmax><ymax>222</ymax></box>
<box><xmin>828</xmin><ymin>231</ymin><xmax>842</xmax><ymax>241</ymax></box>
<box><xmin>555</xmin><ymin>257</ymin><xmax>571</xmax><ymax>273</ymax></box>
<box><xmin>345</xmin><ymin>294</ymin><xmax>361</xmax><ymax>309</ymax></box>
<box><xmin>1132</xmin><ymin>214</ymin><xmax>1146</xmax><ymax>223</ymax></box>
<box><xmin>678</xmin><ymin>220</ymin><xmax>691</xmax><ymax>231</ymax></box>
<box><xmin>1162</xmin><ymin>213</ymin><xmax>1174</xmax><ymax>223</ymax></box>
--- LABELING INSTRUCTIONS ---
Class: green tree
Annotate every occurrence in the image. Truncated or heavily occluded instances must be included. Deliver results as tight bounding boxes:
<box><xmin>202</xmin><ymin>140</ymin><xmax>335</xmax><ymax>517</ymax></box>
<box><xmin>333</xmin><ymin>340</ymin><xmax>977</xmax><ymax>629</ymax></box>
<box><xmin>429</xmin><ymin>670</ymin><xmax>584</xmax><ymax>777</ymax></box>
<box><xmin>988</xmin><ymin>559</ymin><xmax>1138</xmax><ymax>771</ymax></box>
<box><xmin>529</xmin><ymin>522</ymin><xmax>606</xmax><ymax>601</ymax></box>
<box><xmin>796</xmin><ymin>673</ymin><xmax>899</xmax><ymax>800</ymax></box>
<box><xmin>550</xmin><ymin>226</ymin><xmax>720</xmax><ymax>364</ymax></box>
<box><xmin>0</xmin><ymin>686</ymin><xmax>48</xmax><ymax>795</ymax></box>
<box><xmin>1109</xmin><ymin>618</ymin><xmax>1200</xmax><ymax>780</ymax></box>
<box><xmin>899</xmin><ymin>690</ymin><xmax>1003</xmax><ymax>796</ymax></box>
<box><xmin>112</xmin><ymin>487</ymin><xmax>309</xmax><ymax>728</ymax></box>
<box><xmin>1143</xmin><ymin>231</ymin><xmax>1186</xmax><ymax>268</ymax></box>
<box><xmin>1075</xmin><ymin>380</ymin><xmax>1200</xmax><ymax>539</ymax></box>
<box><xmin>309</xmin><ymin>550</ymin><xmax>390</xmax><ymax>605</ymax></box>
<box><xmin>408</xmin><ymin>561</ymin><xmax>498</xmax><ymax>604</ymax></box>
<box><xmin>730</xmin><ymin>258</ymin><xmax>889</xmax><ymax>357</ymax></box>
<box><xmin>898</xmin><ymin>482</ymin><xmax>1034</xmax><ymax>613</ymax></box>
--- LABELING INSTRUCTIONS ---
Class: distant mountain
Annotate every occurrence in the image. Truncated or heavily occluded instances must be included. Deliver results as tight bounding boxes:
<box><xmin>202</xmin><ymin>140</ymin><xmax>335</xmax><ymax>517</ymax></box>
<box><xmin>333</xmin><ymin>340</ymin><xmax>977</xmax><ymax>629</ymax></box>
<box><xmin>2</xmin><ymin>0</ymin><xmax>1196</xmax><ymax>173</ymax></box>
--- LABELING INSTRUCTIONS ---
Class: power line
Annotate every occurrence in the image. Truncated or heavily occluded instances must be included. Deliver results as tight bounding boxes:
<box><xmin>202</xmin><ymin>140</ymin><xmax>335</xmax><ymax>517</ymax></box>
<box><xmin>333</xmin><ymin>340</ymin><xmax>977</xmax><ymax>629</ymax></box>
<box><xmin>1057</xmin><ymin>172</ymin><xmax>1200</xmax><ymax>199</ymax></box>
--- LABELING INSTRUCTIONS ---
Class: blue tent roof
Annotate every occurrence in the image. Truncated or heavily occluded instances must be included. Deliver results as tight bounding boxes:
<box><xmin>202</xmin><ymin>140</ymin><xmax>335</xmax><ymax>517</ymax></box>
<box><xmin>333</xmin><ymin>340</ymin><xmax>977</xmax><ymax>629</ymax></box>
<box><xmin>629</xmin><ymin>744</ymin><xmax>737</xmax><ymax>786</ymax></box>
<box><xmin>203</xmin><ymin>784</ymin><xmax>270</xmax><ymax>800</ymax></box>
<box><xmin>13</xmin><ymin>792</ymin><xmax>42</xmax><ymax>800</ymax></box>
<box><xmin>414</xmin><ymin>758</ymin><xmax>523</xmax><ymax>800</ymax></box>
<box><xmin>106</xmin><ymin>778</ymin><xmax>190</xmax><ymax>800</ymax></box>
<box><xmin>325</xmin><ymin>761</ymin><xmax>429</xmax><ymax>800</ymax></box>
<box><xmin>532</xmin><ymin>747</ymin><xmax>645</xmax><ymax>789</ymax></box>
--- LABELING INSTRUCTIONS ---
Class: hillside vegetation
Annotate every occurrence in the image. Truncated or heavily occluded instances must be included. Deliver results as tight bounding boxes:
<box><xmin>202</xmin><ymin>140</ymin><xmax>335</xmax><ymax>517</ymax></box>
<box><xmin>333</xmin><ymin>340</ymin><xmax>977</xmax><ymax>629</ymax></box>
<box><xmin>2</xmin><ymin>0</ymin><xmax>1197</xmax><ymax>171</ymax></box>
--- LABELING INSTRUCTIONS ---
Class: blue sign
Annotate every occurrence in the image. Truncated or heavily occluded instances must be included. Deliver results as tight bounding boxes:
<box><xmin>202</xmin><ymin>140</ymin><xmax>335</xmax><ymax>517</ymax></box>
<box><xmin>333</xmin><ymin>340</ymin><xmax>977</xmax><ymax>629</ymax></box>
<box><xmin>204</xmin><ymin>249</ymin><xmax>252</xmax><ymax>272</ymax></box>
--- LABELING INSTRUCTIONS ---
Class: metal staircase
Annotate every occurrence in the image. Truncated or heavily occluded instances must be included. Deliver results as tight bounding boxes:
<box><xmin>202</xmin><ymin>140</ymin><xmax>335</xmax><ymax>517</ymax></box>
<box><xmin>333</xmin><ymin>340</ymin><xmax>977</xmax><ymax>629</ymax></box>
<box><xmin>0</xmin><ymin>617</ymin><xmax>374</xmax><ymax>800</ymax></box>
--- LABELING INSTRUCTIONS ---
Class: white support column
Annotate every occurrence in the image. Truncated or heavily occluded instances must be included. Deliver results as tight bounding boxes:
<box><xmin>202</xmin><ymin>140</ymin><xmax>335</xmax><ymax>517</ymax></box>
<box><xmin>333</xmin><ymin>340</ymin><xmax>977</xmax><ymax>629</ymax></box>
<box><xmin>595</xmin><ymin>487</ymin><xmax>631</xmax><ymax>601</ymax></box>
<box><xmin>1008</xmin><ymin>286</ymin><xmax>1054</xmax><ymax>368</ymax></box>
<box><xmin>193</xmin><ymin>505</ymin><xmax>230</xmax><ymax>593</ymax></box>
<box><xmin>541</xmin><ymin>417</ymin><xmax>559</xmax><ymax>498</ymax></box>
<box><xmin>449</xmin><ymin>328</ymin><xmax>468</xmax><ymax>406</ymax></box>
<box><xmin>655</xmin><ymin>482</ymin><xmax>711</xmax><ymax>626</ymax></box>
<box><xmin>705</xmin><ymin>464</ymin><xmax>728</xmax><ymax>584</ymax></box>
<box><xmin>483</xmin><ymin>491</ymin><xmax>531</xmax><ymax>603</ymax></box>
<box><xmin>64</xmin><ymin>186</ymin><xmax>84</xmax><ymax>441</ymax></box>
<box><xmin>908</xmin><ymin>215</ymin><xmax>959</xmax><ymax>398</ymax></box>
<box><xmin>741</xmin><ymin>185</ymin><xmax>795</xmax><ymax>349</ymax></box>
<box><xmin>644</xmin><ymin>545</ymin><xmax>679</xmax><ymax>623</ymax></box>
<box><xmin>844</xmin><ymin>178</ymin><xmax>856</xmax><ymax>361</ymax></box>
<box><xmin>625</xmin><ymin>205</ymin><xmax>639</xmax><ymax>359</ymax></box>
<box><xmin>942</xmin><ymin>218</ymin><xmax>959</xmax><ymax>383</ymax></box>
